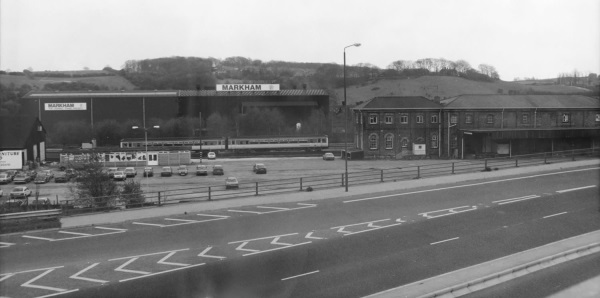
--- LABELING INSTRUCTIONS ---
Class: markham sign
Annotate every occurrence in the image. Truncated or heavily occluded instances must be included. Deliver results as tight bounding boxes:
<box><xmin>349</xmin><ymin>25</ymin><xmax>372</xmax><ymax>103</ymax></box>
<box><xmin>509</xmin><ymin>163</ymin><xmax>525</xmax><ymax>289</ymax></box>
<box><xmin>0</xmin><ymin>151</ymin><xmax>23</xmax><ymax>170</ymax></box>
<box><xmin>216</xmin><ymin>84</ymin><xmax>280</xmax><ymax>91</ymax></box>
<box><xmin>45</xmin><ymin>103</ymin><xmax>87</xmax><ymax>111</ymax></box>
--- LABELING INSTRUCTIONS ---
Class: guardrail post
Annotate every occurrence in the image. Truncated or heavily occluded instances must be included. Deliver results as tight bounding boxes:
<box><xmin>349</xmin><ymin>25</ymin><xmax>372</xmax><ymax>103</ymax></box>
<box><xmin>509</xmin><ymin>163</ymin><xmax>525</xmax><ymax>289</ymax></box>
<box><xmin>300</xmin><ymin>178</ymin><xmax>303</xmax><ymax>191</ymax></box>
<box><xmin>158</xmin><ymin>192</ymin><xmax>161</xmax><ymax>206</ymax></box>
<box><xmin>452</xmin><ymin>162</ymin><xmax>455</xmax><ymax>174</ymax></box>
<box><xmin>255</xmin><ymin>182</ymin><xmax>259</xmax><ymax>196</ymax></box>
<box><xmin>515</xmin><ymin>159</ymin><xmax>519</xmax><ymax>167</ymax></box>
<box><xmin>381</xmin><ymin>170</ymin><xmax>384</xmax><ymax>182</ymax></box>
<box><xmin>208</xmin><ymin>187</ymin><xmax>212</xmax><ymax>201</ymax></box>
<box><xmin>417</xmin><ymin>166</ymin><xmax>421</xmax><ymax>179</ymax></box>
<box><xmin>341</xmin><ymin>174</ymin><xmax>344</xmax><ymax>186</ymax></box>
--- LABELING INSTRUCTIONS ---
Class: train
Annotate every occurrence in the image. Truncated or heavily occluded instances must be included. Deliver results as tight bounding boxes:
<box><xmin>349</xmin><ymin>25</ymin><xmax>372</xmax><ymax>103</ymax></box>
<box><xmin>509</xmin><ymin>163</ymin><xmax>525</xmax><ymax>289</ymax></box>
<box><xmin>119</xmin><ymin>135</ymin><xmax>329</xmax><ymax>152</ymax></box>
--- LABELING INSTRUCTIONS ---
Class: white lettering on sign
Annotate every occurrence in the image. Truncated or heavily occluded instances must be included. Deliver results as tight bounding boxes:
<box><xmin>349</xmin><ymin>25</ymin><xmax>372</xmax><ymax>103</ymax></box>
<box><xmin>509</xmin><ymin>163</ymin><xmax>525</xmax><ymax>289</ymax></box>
<box><xmin>45</xmin><ymin>103</ymin><xmax>87</xmax><ymax>111</ymax></box>
<box><xmin>216</xmin><ymin>84</ymin><xmax>280</xmax><ymax>92</ymax></box>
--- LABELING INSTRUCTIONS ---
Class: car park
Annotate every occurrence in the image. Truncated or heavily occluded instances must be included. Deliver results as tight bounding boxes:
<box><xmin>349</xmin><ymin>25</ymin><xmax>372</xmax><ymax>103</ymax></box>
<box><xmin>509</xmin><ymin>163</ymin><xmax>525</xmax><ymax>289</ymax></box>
<box><xmin>107</xmin><ymin>167</ymin><xmax>118</xmax><ymax>178</ymax></box>
<box><xmin>212</xmin><ymin>165</ymin><xmax>224</xmax><ymax>175</ymax></box>
<box><xmin>323</xmin><ymin>152</ymin><xmax>335</xmax><ymax>160</ymax></box>
<box><xmin>10</xmin><ymin>186</ymin><xmax>32</xmax><ymax>198</ymax></box>
<box><xmin>0</xmin><ymin>173</ymin><xmax>13</xmax><ymax>184</ymax></box>
<box><xmin>207</xmin><ymin>152</ymin><xmax>216</xmax><ymax>160</ymax></box>
<box><xmin>113</xmin><ymin>171</ymin><xmax>127</xmax><ymax>181</ymax></box>
<box><xmin>13</xmin><ymin>172</ymin><xmax>32</xmax><ymax>184</ymax></box>
<box><xmin>177</xmin><ymin>165</ymin><xmax>188</xmax><ymax>176</ymax></box>
<box><xmin>161</xmin><ymin>166</ymin><xmax>173</xmax><ymax>177</ymax></box>
<box><xmin>143</xmin><ymin>167</ymin><xmax>154</xmax><ymax>177</ymax></box>
<box><xmin>225</xmin><ymin>177</ymin><xmax>239</xmax><ymax>189</ymax></box>
<box><xmin>125</xmin><ymin>167</ymin><xmax>137</xmax><ymax>177</ymax></box>
<box><xmin>54</xmin><ymin>172</ymin><xmax>70</xmax><ymax>183</ymax></box>
<box><xmin>34</xmin><ymin>174</ymin><xmax>50</xmax><ymax>184</ymax></box>
<box><xmin>253</xmin><ymin>163</ymin><xmax>267</xmax><ymax>174</ymax></box>
<box><xmin>41</xmin><ymin>170</ymin><xmax>54</xmax><ymax>180</ymax></box>
<box><xmin>195</xmin><ymin>165</ymin><xmax>208</xmax><ymax>176</ymax></box>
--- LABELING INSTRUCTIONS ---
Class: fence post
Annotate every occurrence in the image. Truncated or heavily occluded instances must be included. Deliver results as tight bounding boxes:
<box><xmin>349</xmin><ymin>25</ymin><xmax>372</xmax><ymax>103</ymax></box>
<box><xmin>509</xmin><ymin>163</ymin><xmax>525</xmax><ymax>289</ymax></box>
<box><xmin>484</xmin><ymin>159</ymin><xmax>488</xmax><ymax>170</ymax></box>
<box><xmin>452</xmin><ymin>163</ymin><xmax>455</xmax><ymax>174</ymax></box>
<box><xmin>544</xmin><ymin>153</ymin><xmax>547</xmax><ymax>164</ymax></box>
<box><xmin>300</xmin><ymin>178</ymin><xmax>303</xmax><ymax>191</ymax></box>
<box><xmin>417</xmin><ymin>166</ymin><xmax>421</xmax><ymax>179</ymax></box>
<box><xmin>341</xmin><ymin>174</ymin><xmax>344</xmax><ymax>186</ymax></box>
<box><xmin>158</xmin><ymin>192</ymin><xmax>161</xmax><ymax>206</ymax></box>
<box><xmin>572</xmin><ymin>149</ymin><xmax>576</xmax><ymax>161</ymax></box>
<box><xmin>255</xmin><ymin>182</ymin><xmax>259</xmax><ymax>196</ymax></box>
<box><xmin>515</xmin><ymin>159</ymin><xmax>519</xmax><ymax>167</ymax></box>
<box><xmin>381</xmin><ymin>169</ymin><xmax>384</xmax><ymax>182</ymax></box>
<box><xmin>208</xmin><ymin>187</ymin><xmax>212</xmax><ymax>201</ymax></box>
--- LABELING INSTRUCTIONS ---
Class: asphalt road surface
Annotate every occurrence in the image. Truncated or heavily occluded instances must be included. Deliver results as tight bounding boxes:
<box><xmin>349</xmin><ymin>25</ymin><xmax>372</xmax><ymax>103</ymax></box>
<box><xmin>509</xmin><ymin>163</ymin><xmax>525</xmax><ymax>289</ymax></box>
<box><xmin>1</xmin><ymin>166</ymin><xmax>599</xmax><ymax>297</ymax></box>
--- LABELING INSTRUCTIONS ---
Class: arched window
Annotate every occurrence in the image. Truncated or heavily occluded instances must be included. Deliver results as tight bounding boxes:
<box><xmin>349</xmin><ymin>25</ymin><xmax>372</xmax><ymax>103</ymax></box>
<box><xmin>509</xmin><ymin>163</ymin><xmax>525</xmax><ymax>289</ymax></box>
<box><xmin>401</xmin><ymin>138</ymin><xmax>409</xmax><ymax>148</ymax></box>
<box><xmin>369</xmin><ymin>134</ymin><xmax>378</xmax><ymax>150</ymax></box>
<box><xmin>431</xmin><ymin>134</ymin><xmax>438</xmax><ymax>148</ymax></box>
<box><xmin>385</xmin><ymin>134</ymin><xmax>394</xmax><ymax>149</ymax></box>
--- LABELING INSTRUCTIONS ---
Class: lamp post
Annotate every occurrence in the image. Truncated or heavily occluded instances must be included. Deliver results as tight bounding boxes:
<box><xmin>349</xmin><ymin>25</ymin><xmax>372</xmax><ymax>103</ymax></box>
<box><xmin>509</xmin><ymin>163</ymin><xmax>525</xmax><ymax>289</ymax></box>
<box><xmin>344</xmin><ymin>42</ymin><xmax>361</xmax><ymax>192</ymax></box>
<box><xmin>132</xmin><ymin>125</ymin><xmax>159</xmax><ymax>191</ymax></box>
<box><xmin>447</xmin><ymin>113</ymin><xmax>456</xmax><ymax>158</ymax></box>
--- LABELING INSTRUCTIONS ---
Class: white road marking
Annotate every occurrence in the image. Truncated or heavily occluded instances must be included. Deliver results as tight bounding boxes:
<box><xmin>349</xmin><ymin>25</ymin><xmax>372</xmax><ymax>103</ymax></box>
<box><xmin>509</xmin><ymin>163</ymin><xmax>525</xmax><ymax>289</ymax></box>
<box><xmin>331</xmin><ymin>218</ymin><xmax>405</xmax><ymax>236</ymax></box>
<box><xmin>241</xmin><ymin>242</ymin><xmax>311</xmax><ymax>256</ymax></box>
<box><xmin>58</xmin><ymin>231</ymin><xmax>93</xmax><ymax>236</ymax></box>
<box><xmin>69</xmin><ymin>263</ymin><xmax>108</xmax><ymax>284</ymax></box>
<box><xmin>132</xmin><ymin>222</ymin><xmax>165</xmax><ymax>227</ymax></box>
<box><xmin>344</xmin><ymin>168</ymin><xmax>599</xmax><ymax>203</ymax></box>
<box><xmin>114</xmin><ymin>257</ymin><xmax>151</xmax><ymax>275</ymax></box>
<box><xmin>430</xmin><ymin>237</ymin><xmax>459</xmax><ymax>245</ymax></box>
<box><xmin>157</xmin><ymin>251</ymin><xmax>190</xmax><ymax>267</ymax></box>
<box><xmin>556</xmin><ymin>185</ymin><xmax>596</xmax><ymax>193</ymax></box>
<box><xmin>36</xmin><ymin>289</ymin><xmax>80</xmax><ymax>297</ymax></box>
<box><xmin>419</xmin><ymin>206</ymin><xmax>477</xmax><ymax>219</ymax></box>
<box><xmin>94</xmin><ymin>226</ymin><xmax>127</xmax><ymax>232</ymax></box>
<box><xmin>109</xmin><ymin>248</ymin><xmax>190</xmax><ymax>261</ymax></box>
<box><xmin>0</xmin><ymin>273</ymin><xmax>15</xmax><ymax>282</ymax></box>
<box><xmin>229</xmin><ymin>233</ymin><xmax>312</xmax><ymax>256</ymax></box>
<box><xmin>21</xmin><ymin>267</ymin><xmax>68</xmax><ymax>292</ymax></box>
<box><xmin>22</xmin><ymin>227</ymin><xmax>126</xmax><ymax>242</ymax></box>
<box><xmin>281</xmin><ymin>270</ymin><xmax>320</xmax><ymax>281</ymax></box>
<box><xmin>228</xmin><ymin>203</ymin><xmax>317</xmax><ymax>215</ymax></box>
<box><xmin>118</xmin><ymin>263</ymin><xmax>205</xmax><ymax>283</ymax></box>
<box><xmin>305</xmin><ymin>232</ymin><xmax>325</xmax><ymax>240</ymax></box>
<box><xmin>543</xmin><ymin>212</ymin><xmax>568</xmax><ymax>218</ymax></box>
<box><xmin>164</xmin><ymin>218</ymin><xmax>199</xmax><ymax>223</ymax></box>
<box><xmin>0</xmin><ymin>241</ymin><xmax>16</xmax><ymax>248</ymax></box>
<box><xmin>197</xmin><ymin>246</ymin><xmax>226</xmax><ymax>259</ymax></box>
<box><xmin>493</xmin><ymin>195</ymin><xmax>540</xmax><ymax>205</ymax></box>
<box><xmin>22</xmin><ymin>235</ymin><xmax>56</xmax><ymax>241</ymax></box>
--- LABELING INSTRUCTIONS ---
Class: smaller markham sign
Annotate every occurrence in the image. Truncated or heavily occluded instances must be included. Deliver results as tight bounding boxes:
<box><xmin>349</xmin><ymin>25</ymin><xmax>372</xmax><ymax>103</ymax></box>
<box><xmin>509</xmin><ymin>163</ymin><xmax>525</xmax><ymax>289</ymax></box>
<box><xmin>216</xmin><ymin>84</ymin><xmax>280</xmax><ymax>92</ymax></box>
<box><xmin>45</xmin><ymin>103</ymin><xmax>87</xmax><ymax>111</ymax></box>
<box><xmin>0</xmin><ymin>151</ymin><xmax>23</xmax><ymax>170</ymax></box>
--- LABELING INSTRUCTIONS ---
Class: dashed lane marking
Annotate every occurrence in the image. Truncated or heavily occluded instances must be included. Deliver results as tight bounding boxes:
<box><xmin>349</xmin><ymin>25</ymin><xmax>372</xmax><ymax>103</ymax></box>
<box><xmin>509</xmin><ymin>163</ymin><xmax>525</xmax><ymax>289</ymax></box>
<box><xmin>556</xmin><ymin>185</ymin><xmax>596</xmax><ymax>193</ymax></box>
<box><xmin>492</xmin><ymin>195</ymin><xmax>540</xmax><ymax>205</ymax></box>
<box><xmin>430</xmin><ymin>237</ymin><xmax>460</xmax><ymax>245</ymax></box>
<box><xmin>281</xmin><ymin>270</ymin><xmax>320</xmax><ymax>281</ymax></box>
<box><xmin>543</xmin><ymin>212</ymin><xmax>568</xmax><ymax>219</ymax></box>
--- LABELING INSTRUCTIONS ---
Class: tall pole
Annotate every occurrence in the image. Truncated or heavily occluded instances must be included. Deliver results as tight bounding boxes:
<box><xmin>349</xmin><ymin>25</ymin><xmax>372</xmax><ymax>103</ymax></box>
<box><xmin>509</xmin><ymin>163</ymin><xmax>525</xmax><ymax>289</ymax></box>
<box><xmin>343</xmin><ymin>43</ymin><xmax>361</xmax><ymax>192</ymax></box>
<box><xmin>143</xmin><ymin>97</ymin><xmax>148</xmax><ymax>192</ymax></box>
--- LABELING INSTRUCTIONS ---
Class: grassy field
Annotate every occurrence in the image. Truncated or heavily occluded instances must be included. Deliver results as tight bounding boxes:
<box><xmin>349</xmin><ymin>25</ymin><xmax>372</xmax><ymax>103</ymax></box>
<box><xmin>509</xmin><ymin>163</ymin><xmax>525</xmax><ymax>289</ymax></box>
<box><xmin>0</xmin><ymin>73</ymin><xmax>137</xmax><ymax>90</ymax></box>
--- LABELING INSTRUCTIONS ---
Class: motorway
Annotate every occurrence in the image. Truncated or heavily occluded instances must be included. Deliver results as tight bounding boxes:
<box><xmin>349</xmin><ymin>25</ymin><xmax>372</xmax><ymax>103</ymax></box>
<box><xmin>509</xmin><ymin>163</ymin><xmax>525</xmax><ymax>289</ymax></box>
<box><xmin>1</xmin><ymin>166</ymin><xmax>599</xmax><ymax>297</ymax></box>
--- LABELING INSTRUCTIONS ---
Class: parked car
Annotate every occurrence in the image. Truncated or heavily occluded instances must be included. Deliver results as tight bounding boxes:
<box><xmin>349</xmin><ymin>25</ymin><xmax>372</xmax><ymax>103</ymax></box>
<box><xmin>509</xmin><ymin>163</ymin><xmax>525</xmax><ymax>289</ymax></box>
<box><xmin>0</xmin><ymin>172</ymin><xmax>13</xmax><ymax>184</ymax></box>
<box><xmin>113</xmin><ymin>171</ymin><xmax>127</xmax><ymax>181</ymax></box>
<box><xmin>65</xmin><ymin>168</ymin><xmax>77</xmax><ymax>179</ymax></box>
<box><xmin>195</xmin><ymin>165</ymin><xmax>208</xmax><ymax>176</ymax></box>
<box><xmin>212</xmin><ymin>165</ymin><xmax>224</xmax><ymax>175</ymax></box>
<box><xmin>13</xmin><ymin>173</ymin><xmax>32</xmax><ymax>184</ymax></box>
<box><xmin>107</xmin><ymin>167</ymin><xmax>118</xmax><ymax>178</ymax></box>
<box><xmin>10</xmin><ymin>186</ymin><xmax>32</xmax><ymax>198</ymax></box>
<box><xmin>34</xmin><ymin>173</ymin><xmax>50</xmax><ymax>184</ymax></box>
<box><xmin>28</xmin><ymin>170</ymin><xmax>37</xmax><ymax>179</ymax></box>
<box><xmin>41</xmin><ymin>170</ymin><xmax>54</xmax><ymax>180</ymax></box>
<box><xmin>323</xmin><ymin>152</ymin><xmax>335</xmax><ymax>161</ymax></box>
<box><xmin>54</xmin><ymin>172</ymin><xmax>70</xmax><ymax>183</ymax></box>
<box><xmin>225</xmin><ymin>177</ymin><xmax>239</xmax><ymax>189</ymax></box>
<box><xmin>253</xmin><ymin>163</ymin><xmax>267</xmax><ymax>174</ymax></box>
<box><xmin>124</xmin><ymin>167</ymin><xmax>137</xmax><ymax>178</ymax></box>
<box><xmin>161</xmin><ymin>166</ymin><xmax>173</xmax><ymax>177</ymax></box>
<box><xmin>143</xmin><ymin>167</ymin><xmax>154</xmax><ymax>177</ymax></box>
<box><xmin>207</xmin><ymin>152</ymin><xmax>216</xmax><ymax>160</ymax></box>
<box><xmin>177</xmin><ymin>165</ymin><xmax>188</xmax><ymax>176</ymax></box>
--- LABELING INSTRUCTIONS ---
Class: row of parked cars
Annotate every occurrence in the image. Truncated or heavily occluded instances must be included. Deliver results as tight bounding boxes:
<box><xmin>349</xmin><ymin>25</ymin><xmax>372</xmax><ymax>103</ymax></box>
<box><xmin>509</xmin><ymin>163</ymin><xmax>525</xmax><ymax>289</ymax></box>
<box><xmin>0</xmin><ymin>169</ymin><xmax>59</xmax><ymax>185</ymax></box>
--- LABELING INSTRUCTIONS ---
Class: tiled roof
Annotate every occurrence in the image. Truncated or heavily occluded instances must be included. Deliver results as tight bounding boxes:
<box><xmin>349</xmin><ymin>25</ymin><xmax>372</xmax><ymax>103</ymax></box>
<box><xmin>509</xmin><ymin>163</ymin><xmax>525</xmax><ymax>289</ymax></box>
<box><xmin>177</xmin><ymin>89</ymin><xmax>328</xmax><ymax>97</ymax></box>
<box><xmin>442</xmin><ymin>95</ymin><xmax>600</xmax><ymax>109</ymax></box>
<box><xmin>23</xmin><ymin>90</ymin><xmax>179</xmax><ymax>99</ymax></box>
<box><xmin>0</xmin><ymin>115</ymin><xmax>42</xmax><ymax>149</ymax></box>
<box><xmin>353</xmin><ymin>96</ymin><xmax>442</xmax><ymax>110</ymax></box>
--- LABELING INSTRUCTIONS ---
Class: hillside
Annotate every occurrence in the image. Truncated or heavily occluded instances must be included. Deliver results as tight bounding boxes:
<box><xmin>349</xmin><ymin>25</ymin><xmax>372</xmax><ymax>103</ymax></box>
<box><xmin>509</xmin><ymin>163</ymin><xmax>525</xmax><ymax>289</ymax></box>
<box><xmin>0</xmin><ymin>73</ymin><xmax>137</xmax><ymax>91</ymax></box>
<box><xmin>333</xmin><ymin>76</ymin><xmax>592</xmax><ymax>105</ymax></box>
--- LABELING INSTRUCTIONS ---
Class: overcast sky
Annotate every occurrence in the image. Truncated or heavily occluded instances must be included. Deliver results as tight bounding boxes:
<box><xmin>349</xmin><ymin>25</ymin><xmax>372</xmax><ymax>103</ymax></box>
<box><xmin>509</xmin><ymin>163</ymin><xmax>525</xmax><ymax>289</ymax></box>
<box><xmin>1</xmin><ymin>0</ymin><xmax>598</xmax><ymax>81</ymax></box>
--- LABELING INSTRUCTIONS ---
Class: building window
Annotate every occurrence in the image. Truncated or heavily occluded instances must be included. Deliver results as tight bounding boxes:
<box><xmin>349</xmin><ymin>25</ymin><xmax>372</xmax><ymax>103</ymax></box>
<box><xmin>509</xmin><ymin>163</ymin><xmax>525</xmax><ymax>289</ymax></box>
<box><xmin>465</xmin><ymin>113</ymin><xmax>473</xmax><ymax>124</ymax></box>
<box><xmin>369</xmin><ymin>114</ymin><xmax>378</xmax><ymax>124</ymax></box>
<box><xmin>486</xmin><ymin>114</ymin><xmax>494</xmax><ymax>124</ymax></box>
<box><xmin>522</xmin><ymin>113</ymin><xmax>529</xmax><ymax>124</ymax></box>
<box><xmin>400</xmin><ymin>114</ymin><xmax>408</xmax><ymax>124</ymax></box>
<box><xmin>416</xmin><ymin>114</ymin><xmax>424</xmax><ymax>123</ymax></box>
<box><xmin>355</xmin><ymin>113</ymin><xmax>359</xmax><ymax>124</ymax></box>
<box><xmin>450</xmin><ymin>114</ymin><xmax>458</xmax><ymax>124</ymax></box>
<box><xmin>562</xmin><ymin>113</ymin><xmax>570</xmax><ymax>123</ymax></box>
<box><xmin>431</xmin><ymin>134</ymin><xmax>438</xmax><ymax>148</ymax></box>
<box><xmin>385</xmin><ymin>134</ymin><xmax>393</xmax><ymax>149</ymax></box>
<box><xmin>401</xmin><ymin>138</ymin><xmax>408</xmax><ymax>148</ymax></box>
<box><xmin>451</xmin><ymin>135</ymin><xmax>457</xmax><ymax>148</ymax></box>
<box><xmin>369</xmin><ymin>134</ymin><xmax>378</xmax><ymax>149</ymax></box>
<box><xmin>431</xmin><ymin>114</ymin><xmax>438</xmax><ymax>123</ymax></box>
<box><xmin>384</xmin><ymin>114</ymin><xmax>393</xmax><ymax>124</ymax></box>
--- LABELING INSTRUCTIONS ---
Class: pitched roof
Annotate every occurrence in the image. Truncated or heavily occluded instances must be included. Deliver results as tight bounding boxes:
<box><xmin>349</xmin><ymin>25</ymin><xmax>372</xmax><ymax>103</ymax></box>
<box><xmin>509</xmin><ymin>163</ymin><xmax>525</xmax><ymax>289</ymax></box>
<box><xmin>177</xmin><ymin>89</ymin><xmax>328</xmax><ymax>97</ymax></box>
<box><xmin>353</xmin><ymin>96</ymin><xmax>442</xmax><ymax>110</ymax></box>
<box><xmin>0</xmin><ymin>115</ymin><xmax>43</xmax><ymax>149</ymax></box>
<box><xmin>442</xmin><ymin>94</ymin><xmax>600</xmax><ymax>109</ymax></box>
<box><xmin>23</xmin><ymin>90</ymin><xmax>179</xmax><ymax>99</ymax></box>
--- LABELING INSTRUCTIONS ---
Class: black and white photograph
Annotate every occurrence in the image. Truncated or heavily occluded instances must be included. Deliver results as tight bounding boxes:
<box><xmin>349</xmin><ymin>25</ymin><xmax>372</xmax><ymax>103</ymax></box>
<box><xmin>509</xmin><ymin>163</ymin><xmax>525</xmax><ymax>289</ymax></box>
<box><xmin>1</xmin><ymin>0</ymin><xmax>599</xmax><ymax>297</ymax></box>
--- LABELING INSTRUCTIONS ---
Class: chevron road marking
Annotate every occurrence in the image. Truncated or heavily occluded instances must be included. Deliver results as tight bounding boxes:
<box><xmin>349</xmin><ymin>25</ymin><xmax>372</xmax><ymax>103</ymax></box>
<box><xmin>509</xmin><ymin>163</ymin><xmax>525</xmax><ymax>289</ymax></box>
<box><xmin>69</xmin><ymin>263</ymin><xmax>108</xmax><ymax>284</ymax></box>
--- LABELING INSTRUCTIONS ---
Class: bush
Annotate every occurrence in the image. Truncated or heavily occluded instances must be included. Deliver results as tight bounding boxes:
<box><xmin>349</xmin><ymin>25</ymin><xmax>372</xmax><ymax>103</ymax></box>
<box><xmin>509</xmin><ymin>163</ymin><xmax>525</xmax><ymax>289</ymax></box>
<box><xmin>121</xmin><ymin>180</ymin><xmax>145</xmax><ymax>205</ymax></box>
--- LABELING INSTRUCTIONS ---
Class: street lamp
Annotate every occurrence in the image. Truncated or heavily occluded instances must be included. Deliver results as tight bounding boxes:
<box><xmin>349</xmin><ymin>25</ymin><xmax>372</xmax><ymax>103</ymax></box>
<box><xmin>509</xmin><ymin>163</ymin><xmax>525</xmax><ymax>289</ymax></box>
<box><xmin>132</xmin><ymin>125</ymin><xmax>159</xmax><ymax>191</ymax></box>
<box><xmin>447</xmin><ymin>114</ymin><xmax>456</xmax><ymax>158</ymax></box>
<box><xmin>344</xmin><ymin>42</ymin><xmax>361</xmax><ymax>192</ymax></box>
